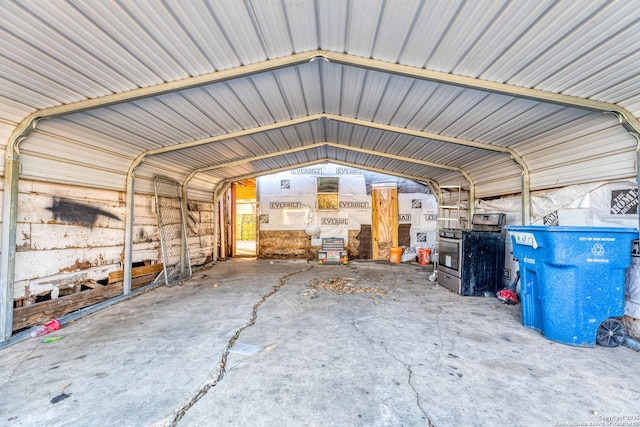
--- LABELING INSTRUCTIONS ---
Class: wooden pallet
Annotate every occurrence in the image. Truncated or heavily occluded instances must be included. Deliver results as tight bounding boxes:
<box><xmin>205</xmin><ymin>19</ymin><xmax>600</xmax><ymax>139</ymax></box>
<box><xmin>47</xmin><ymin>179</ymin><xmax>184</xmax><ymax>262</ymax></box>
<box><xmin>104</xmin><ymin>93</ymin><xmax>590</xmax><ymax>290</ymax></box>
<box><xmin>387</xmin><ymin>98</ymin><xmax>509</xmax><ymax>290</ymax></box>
<box><xmin>13</xmin><ymin>263</ymin><xmax>163</xmax><ymax>332</ymax></box>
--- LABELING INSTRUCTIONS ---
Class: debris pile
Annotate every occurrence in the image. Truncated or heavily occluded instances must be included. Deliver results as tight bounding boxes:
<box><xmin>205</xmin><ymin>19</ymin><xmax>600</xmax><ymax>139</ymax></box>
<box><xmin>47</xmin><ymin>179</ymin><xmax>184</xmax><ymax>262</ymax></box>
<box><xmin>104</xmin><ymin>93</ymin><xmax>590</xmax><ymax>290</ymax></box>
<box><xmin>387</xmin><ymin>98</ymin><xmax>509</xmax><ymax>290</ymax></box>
<box><xmin>308</xmin><ymin>278</ymin><xmax>385</xmax><ymax>295</ymax></box>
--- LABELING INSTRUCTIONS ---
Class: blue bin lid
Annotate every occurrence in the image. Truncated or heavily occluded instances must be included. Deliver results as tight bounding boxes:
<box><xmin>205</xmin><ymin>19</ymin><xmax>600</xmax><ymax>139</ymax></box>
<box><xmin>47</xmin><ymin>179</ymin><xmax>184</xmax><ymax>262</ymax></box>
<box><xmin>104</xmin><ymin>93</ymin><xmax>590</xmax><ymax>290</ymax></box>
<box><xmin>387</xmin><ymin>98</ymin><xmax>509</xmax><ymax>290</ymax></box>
<box><xmin>505</xmin><ymin>225</ymin><xmax>638</xmax><ymax>233</ymax></box>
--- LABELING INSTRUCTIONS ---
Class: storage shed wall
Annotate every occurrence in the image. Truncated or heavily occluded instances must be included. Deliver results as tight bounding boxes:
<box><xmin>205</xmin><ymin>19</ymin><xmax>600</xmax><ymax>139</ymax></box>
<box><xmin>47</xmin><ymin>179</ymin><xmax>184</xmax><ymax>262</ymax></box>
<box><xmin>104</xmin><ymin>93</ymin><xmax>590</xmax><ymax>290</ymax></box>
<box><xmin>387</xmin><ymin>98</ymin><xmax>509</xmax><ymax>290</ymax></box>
<box><xmin>256</xmin><ymin>165</ymin><xmax>437</xmax><ymax>259</ymax></box>
<box><xmin>0</xmin><ymin>180</ymin><xmax>214</xmax><ymax>303</ymax></box>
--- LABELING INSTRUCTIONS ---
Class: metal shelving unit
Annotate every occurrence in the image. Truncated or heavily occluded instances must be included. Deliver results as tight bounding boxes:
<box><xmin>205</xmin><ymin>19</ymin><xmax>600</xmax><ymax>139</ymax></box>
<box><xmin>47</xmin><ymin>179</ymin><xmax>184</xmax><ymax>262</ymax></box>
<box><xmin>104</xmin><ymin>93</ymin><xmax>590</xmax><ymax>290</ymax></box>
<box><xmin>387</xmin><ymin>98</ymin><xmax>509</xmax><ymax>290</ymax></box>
<box><xmin>437</xmin><ymin>185</ymin><xmax>469</xmax><ymax>229</ymax></box>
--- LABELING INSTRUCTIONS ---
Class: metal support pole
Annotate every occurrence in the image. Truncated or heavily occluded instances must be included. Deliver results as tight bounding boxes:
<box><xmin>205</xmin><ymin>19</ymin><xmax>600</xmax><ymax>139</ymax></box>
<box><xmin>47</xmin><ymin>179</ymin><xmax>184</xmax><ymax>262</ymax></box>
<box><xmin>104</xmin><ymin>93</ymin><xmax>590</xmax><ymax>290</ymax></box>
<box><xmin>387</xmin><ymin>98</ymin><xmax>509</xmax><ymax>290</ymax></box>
<box><xmin>122</xmin><ymin>173</ymin><xmax>135</xmax><ymax>295</ymax></box>
<box><xmin>468</xmin><ymin>184</ymin><xmax>476</xmax><ymax>222</ymax></box>
<box><xmin>181</xmin><ymin>185</ymin><xmax>189</xmax><ymax>275</ymax></box>
<box><xmin>0</xmin><ymin>157</ymin><xmax>19</xmax><ymax>342</ymax></box>
<box><xmin>636</xmin><ymin>137</ymin><xmax>640</xmax><ymax>237</ymax></box>
<box><xmin>212</xmin><ymin>183</ymin><xmax>223</xmax><ymax>263</ymax></box>
<box><xmin>522</xmin><ymin>173</ymin><xmax>531</xmax><ymax>226</ymax></box>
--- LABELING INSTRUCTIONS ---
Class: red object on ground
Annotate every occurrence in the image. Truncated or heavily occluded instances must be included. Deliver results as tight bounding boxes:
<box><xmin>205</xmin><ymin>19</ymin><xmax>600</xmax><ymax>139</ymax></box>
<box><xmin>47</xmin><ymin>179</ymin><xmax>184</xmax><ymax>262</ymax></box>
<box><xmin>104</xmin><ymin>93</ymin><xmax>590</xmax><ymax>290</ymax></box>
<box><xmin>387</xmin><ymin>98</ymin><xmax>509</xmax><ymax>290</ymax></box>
<box><xmin>418</xmin><ymin>248</ymin><xmax>432</xmax><ymax>265</ymax></box>
<box><xmin>497</xmin><ymin>289</ymin><xmax>519</xmax><ymax>305</ymax></box>
<box><xmin>30</xmin><ymin>318</ymin><xmax>60</xmax><ymax>338</ymax></box>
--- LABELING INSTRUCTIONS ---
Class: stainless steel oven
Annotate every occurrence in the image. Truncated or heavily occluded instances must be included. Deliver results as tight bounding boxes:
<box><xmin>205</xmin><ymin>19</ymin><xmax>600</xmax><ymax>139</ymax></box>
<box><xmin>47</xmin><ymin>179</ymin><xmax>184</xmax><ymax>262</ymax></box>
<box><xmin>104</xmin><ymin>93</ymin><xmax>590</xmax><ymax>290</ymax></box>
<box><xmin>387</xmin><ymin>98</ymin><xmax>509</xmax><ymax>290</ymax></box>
<box><xmin>438</xmin><ymin>229</ymin><xmax>463</xmax><ymax>278</ymax></box>
<box><xmin>437</xmin><ymin>213</ymin><xmax>506</xmax><ymax>296</ymax></box>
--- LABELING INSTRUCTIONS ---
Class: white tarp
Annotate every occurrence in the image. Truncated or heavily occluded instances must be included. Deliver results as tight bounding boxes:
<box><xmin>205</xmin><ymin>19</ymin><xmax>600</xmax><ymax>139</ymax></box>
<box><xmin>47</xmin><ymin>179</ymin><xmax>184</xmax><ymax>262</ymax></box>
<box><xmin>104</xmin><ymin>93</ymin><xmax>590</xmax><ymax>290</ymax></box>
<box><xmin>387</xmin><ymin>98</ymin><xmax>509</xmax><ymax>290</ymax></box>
<box><xmin>476</xmin><ymin>179</ymin><xmax>639</xmax><ymax>289</ymax></box>
<box><xmin>258</xmin><ymin>167</ymin><xmax>370</xmax><ymax>244</ymax></box>
<box><xmin>476</xmin><ymin>180</ymin><xmax>638</xmax><ymax>227</ymax></box>
<box><xmin>398</xmin><ymin>193</ymin><xmax>438</xmax><ymax>249</ymax></box>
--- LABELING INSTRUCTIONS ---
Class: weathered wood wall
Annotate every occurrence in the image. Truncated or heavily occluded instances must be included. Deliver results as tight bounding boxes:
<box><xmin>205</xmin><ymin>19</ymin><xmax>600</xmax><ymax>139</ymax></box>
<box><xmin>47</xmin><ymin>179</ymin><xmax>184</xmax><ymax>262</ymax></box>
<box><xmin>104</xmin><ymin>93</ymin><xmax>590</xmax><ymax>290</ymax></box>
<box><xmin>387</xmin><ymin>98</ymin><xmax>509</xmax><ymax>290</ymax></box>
<box><xmin>1</xmin><ymin>180</ymin><xmax>214</xmax><ymax>305</ymax></box>
<box><xmin>258</xmin><ymin>230</ymin><xmax>361</xmax><ymax>259</ymax></box>
<box><xmin>187</xmin><ymin>200</ymin><xmax>215</xmax><ymax>265</ymax></box>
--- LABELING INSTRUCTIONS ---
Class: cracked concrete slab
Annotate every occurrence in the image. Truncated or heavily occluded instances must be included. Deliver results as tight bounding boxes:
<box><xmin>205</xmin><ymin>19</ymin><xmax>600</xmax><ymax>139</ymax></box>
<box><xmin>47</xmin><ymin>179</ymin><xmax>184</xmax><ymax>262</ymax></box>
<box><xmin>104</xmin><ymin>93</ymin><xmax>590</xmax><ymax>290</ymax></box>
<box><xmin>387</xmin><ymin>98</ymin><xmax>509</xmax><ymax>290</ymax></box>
<box><xmin>1</xmin><ymin>259</ymin><xmax>638</xmax><ymax>426</ymax></box>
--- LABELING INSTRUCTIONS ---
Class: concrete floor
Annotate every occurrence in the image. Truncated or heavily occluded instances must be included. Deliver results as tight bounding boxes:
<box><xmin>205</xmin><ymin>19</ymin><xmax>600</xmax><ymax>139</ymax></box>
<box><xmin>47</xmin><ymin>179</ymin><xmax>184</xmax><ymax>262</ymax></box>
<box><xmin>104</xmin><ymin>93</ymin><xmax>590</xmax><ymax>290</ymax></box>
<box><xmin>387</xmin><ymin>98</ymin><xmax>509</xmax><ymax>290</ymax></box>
<box><xmin>235</xmin><ymin>240</ymin><xmax>256</xmax><ymax>256</ymax></box>
<box><xmin>1</xmin><ymin>259</ymin><xmax>638</xmax><ymax>427</ymax></box>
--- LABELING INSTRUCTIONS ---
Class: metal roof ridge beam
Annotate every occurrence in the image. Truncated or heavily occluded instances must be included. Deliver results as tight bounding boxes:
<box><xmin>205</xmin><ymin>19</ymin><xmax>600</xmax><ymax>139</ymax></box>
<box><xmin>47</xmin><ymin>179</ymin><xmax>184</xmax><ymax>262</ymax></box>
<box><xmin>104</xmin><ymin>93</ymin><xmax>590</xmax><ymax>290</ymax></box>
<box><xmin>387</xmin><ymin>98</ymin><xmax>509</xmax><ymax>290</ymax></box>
<box><xmin>324</xmin><ymin>113</ymin><xmax>527</xmax><ymax>223</ymax></box>
<box><xmin>183</xmin><ymin>140</ymin><xmax>467</xmax><ymax>186</ymax></box>
<box><xmin>182</xmin><ymin>142</ymin><xmax>329</xmax><ymax>191</ymax></box>
<box><xmin>207</xmin><ymin>157</ymin><xmax>448</xmax><ymax>206</ymax></box>
<box><xmin>8</xmin><ymin>49</ymin><xmax>638</xmax><ymax>157</ymax></box>
<box><xmin>324</xmin><ymin>113</ymin><xmax>521</xmax><ymax>157</ymax></box>
<box><xmin>6</xmin><ymin>51</ymin><xmax>323</xmax><ymax>158</ymax></box>
<box><xmin>130</xmin><ymin>114</ymin><xmax>324</xmax><ymax>171</ymax></box>
<box><xmin>319</xmin><ymin>50</ymin><xmax>640</xmax><ymax>135</ymax></box>
<box><xmin>322</xmin><ymin>141</ymin><xmax>470</xmax><ymax>176</ymax></box>
<box><xmin>220</xmin><ymin>160</ymin><xmax>329</xmax><ymax>184</ymax></box>
<box><xmin>181</xmin><ymin>141</ymin><xmax>470</xmax><ymax>199</ymax></box>
<box><xmin>323</xmin><ymin>142</ymin><xmax>474</xmax><ymax>214</ymax></box>
<box><xmin>327</xmin><ymin>159</ymin><xmax>443</xmax><ymax>199</ymax></box>
<box><xmin>219</xmin><ymin>158</ymin><xmax>442</xmax><ymax>192</ymax></box>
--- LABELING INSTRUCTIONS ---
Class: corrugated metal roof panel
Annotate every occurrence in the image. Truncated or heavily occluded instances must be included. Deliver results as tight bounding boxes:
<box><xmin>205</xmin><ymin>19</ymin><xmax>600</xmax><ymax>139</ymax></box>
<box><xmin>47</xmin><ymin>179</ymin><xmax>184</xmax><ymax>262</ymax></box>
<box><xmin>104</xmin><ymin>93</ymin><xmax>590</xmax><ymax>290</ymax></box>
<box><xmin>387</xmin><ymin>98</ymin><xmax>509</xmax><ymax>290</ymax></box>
<box><xmin>167</xmin><ymin>2</ymin><xmax>242</xmax><ymax>70</ymax></box>
<box><xmin>534</xmin><ymin>26</ymin><xmax>640</xmax><ymax>96</ymax></box>
<box><xmin>21</xmin><ymin>1</ymin><xmax>161</xmax><ymax>88</ymax></box>
<box><xmin>297</xmin><ymin>62</ymin><xmax>325</xmax><ymax>114</ymax></box>
<box><xmin>0</xmin><ymin>3</ymin><xmax>115</xmax><ymax>103</ymax></box>
<box><xmin>369</xmin><ymin>0</ymin><xmax>424</xmax><ymax>63</ymax></box>
<box><xmin>37</xmin><ymin>119</ymin><xmax>148</xmax><ymax>158</ymax></box>
<box><xmin>144</xmin><ymin>93</ymin><xmax>226</xmax><ymax>139</ymax></box>
<box><xmin>480</xmin><ymin>1</ymin><xmax>609</xmax><ymax>83</ymax></box>
<box><xmin>72</xmin><ymin>2</ymin><xmax>188</xmax><ymax>81</ymax></box>
<box><xmin>512</xmin><ymin>114</ymin><xmax>624</xmax><ymax>154</ymax></box>
<box><xmin>21</xmin><ymin>132</ymin><xmax>132</xmax><ymax>172</ymax></box>
<box><xmin>427</xmin><ymin>0</ymin><xmax>512</xmax><ymax>74</ymax></box>
<box><xmin>622</xmin><ymin>95</ymin><xmax>640</xmax><ymax>118</ymax></box>
<box><xmin>340</xmin><ymin>66</ymin><xmax>367</xmax><ymax>117</ymax></box>
<box><xmin>247</xmin><ymin>0</ymin><xmax>295</xmax><ymax>57</ymax></box>
<box><xmin>524</xmin><ymin>130</ymin><xmax>634</xmax><ymax>170</ymax></box>
<box><xmin>450</xmin><ymin>1</ymin><xmax>556</xmax><ymax>77</ymax></box>
<box><xmin>386</xmin><ymin>81</ymin><xmax>440</xmax><ymax>128</ymax></box>
<box><xmin>235</xmin><ymin>75</ymin><xmax>286</xmax><ymax>125</ymax></box>
<box><xmin>0</xmin><ymin>97</ymin><xmax>33</xmax><ymax>123</ymax></box>
<box><xmin>475</xmin><ymin>178</ymin><xmax>523</xmax><ymax>198</ymax></box>
<box><xmin>370</xmin><ymin>75</ymin><xmax>415</xmax><ymax>125</ymax></box>
<box><xmin>272</xmin><ymin>68</ymin><xmax>311</xmax><ymax>117</ymax></box>
<box><xmin>20</xmin><ymin>155</ymin><xmax>126</xmax><ymax>190</ymax></box>
<box><xmin>508</xmin><ymin>2</ymin><xmax>639</xmax><ymax>90</ymax></box>
<box><xmin>316</xmin><ymin>0</ymin><xmax>349</xmax><ymax>53</ymax></box>
<box><xmin>590</xmin><ymin>73</ymin><xmax>640</xmax><ymax>105</ymax></box>
<box><xmin>532</xmin><ymin>153</ymin><xmax>637</xmax><ymax>190</ymax></box>
<box><xmin>0</xmin><ymin>0</ymin><xmax>639</xmax><ymax>203</ymax></box>
<box><xmin>0</xmin><ymin>76</ymin><xmax>59</xmax><ymax>110</ymax></box>
<box><xmin>71</xmin><ymin>109</ymin><xmax>176</xmax><ymax>150</ymax></box>
<box><xmin>396</xmin><ymin>0</ymin><xmax>463</xmax><ymax>68</ymax></box>
<box><xmin>280</xmin><ymin>0</ymin><xmax>318</xmax><ymax>53</ymax></box>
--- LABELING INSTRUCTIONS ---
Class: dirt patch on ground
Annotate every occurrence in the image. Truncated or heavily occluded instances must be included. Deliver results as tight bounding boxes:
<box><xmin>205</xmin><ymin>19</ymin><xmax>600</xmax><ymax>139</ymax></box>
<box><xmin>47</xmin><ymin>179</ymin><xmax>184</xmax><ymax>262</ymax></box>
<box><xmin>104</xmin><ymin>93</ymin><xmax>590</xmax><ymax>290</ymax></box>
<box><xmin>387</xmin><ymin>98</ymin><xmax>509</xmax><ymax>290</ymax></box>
<box><xmin>308</xmin><ymin>277</ymin><xmax>385</xmax><ymax>295</ymax></box>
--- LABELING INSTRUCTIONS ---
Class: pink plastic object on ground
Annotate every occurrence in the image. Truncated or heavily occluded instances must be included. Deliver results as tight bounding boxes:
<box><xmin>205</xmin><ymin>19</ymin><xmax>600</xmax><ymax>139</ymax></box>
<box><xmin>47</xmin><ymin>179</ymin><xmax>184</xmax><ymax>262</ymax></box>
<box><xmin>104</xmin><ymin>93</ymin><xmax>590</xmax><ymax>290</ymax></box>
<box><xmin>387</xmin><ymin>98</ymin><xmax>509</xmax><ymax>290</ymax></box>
<box><xmin>30</xmin><ymin>318</ymin><xmax>60</xmax><ymax>338</ymax></box>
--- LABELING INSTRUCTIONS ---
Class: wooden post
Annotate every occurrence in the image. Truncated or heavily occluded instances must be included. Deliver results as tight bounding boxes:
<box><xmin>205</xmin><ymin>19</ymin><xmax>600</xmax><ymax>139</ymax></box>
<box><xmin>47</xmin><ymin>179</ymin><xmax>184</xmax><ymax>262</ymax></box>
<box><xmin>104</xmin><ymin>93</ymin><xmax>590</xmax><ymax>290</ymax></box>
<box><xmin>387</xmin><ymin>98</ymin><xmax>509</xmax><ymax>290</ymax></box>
<box><xmin>371</xmin><ymin>184</ymin><xmax>398</xmax><ymax>261</ymax></box>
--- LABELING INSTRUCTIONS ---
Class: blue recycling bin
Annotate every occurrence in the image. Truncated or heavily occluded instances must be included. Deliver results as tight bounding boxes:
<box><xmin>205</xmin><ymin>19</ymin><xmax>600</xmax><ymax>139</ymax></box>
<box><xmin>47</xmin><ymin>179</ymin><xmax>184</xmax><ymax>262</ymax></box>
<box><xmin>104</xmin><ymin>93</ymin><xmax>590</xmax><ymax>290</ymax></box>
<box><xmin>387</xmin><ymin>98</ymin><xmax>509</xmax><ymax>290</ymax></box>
<box><xmin>505</xmin><ymin>226</ymin><xmax>638</xmax><ymax>347</ymax></box>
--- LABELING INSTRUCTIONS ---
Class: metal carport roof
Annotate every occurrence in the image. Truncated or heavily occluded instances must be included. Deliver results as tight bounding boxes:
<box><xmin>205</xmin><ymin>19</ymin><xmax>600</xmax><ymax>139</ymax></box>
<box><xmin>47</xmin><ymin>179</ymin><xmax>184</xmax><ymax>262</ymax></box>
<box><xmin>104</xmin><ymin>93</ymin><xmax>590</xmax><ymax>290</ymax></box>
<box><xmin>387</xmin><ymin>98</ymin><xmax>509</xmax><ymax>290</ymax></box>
<box><xmin>1</xmin><ymin>0</ymin><xmax>640</xmax><ymax>341</ymax></box>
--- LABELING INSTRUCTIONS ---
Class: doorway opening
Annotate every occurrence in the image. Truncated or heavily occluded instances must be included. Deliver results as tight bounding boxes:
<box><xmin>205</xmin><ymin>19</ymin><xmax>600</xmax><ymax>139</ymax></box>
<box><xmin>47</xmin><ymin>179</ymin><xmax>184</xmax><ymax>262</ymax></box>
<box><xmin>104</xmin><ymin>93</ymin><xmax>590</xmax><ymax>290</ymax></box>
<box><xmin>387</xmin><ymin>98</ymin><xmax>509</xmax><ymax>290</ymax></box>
<box><xmin>233</xmin><ymin>179</ymin><xmax>257</xmax><ymax>257</ymax></box>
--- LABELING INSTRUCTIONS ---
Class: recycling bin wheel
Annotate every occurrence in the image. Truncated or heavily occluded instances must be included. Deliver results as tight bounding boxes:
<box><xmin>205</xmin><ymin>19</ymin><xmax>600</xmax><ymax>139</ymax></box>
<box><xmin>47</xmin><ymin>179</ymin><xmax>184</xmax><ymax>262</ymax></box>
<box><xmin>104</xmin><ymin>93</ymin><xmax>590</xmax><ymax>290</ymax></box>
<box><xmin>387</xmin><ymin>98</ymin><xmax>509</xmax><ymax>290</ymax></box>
<box><xmin>596</xmin><ymin>318</ymin><xmax>625</xmax><ymax>347</ymax></box>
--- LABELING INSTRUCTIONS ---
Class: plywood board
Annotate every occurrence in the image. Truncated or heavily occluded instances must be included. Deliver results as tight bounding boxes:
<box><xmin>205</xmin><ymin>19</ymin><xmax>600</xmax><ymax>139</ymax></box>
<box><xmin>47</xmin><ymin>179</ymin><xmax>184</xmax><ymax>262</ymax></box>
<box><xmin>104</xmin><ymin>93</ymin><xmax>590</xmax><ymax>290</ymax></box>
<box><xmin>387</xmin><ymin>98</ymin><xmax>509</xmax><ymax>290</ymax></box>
<box><xmin>108</xmin><ymin>263</ymin><xmax>164</xmax><ymax>284</ymax></box>
<box><xmin>372</xmin><ymin>186</ymin><xmax>398</xmax><ymax>260</ymax></box>
<box><xmin>12</xmin><ymin>275</ymin><xmax>155</xmax><ymax>331</ymax></box>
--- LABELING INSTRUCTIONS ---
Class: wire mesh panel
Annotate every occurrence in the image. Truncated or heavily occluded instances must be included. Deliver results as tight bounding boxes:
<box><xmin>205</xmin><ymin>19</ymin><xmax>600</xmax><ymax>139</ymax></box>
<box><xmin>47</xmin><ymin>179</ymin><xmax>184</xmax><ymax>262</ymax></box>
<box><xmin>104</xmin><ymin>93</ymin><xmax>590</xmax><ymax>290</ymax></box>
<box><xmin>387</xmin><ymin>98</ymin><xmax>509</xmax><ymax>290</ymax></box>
<box><xmin>154</xmin><ymin>175</ymin><xmax>191</xmax><ymax>286</ymax></box>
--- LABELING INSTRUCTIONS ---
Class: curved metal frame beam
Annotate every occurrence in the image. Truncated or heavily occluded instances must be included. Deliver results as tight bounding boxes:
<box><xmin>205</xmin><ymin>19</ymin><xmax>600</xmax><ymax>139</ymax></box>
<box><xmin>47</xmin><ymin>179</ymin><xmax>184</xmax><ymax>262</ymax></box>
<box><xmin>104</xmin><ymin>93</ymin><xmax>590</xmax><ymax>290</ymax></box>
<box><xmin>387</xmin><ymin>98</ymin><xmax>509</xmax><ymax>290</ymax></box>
<box><xmin>3</xmin><ymin>49</ymin><xmax>639</xmax><ymax>341</ymax></box>
<box><xmin>212</xmin><ymin>158</ymin><xmax>445</xmax><ymax>203</ymax></box>
<box><xmin>182</xmin><ymin>141</ymin><xmax>469</xmax><ymax>188</ymax></box>
<box><xmin>183</xmin><ymin>141</ymin><xmax>463</xmax><ymax>203</ymax></box>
